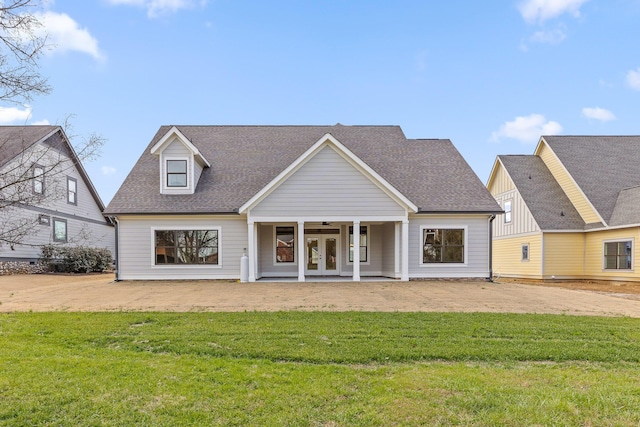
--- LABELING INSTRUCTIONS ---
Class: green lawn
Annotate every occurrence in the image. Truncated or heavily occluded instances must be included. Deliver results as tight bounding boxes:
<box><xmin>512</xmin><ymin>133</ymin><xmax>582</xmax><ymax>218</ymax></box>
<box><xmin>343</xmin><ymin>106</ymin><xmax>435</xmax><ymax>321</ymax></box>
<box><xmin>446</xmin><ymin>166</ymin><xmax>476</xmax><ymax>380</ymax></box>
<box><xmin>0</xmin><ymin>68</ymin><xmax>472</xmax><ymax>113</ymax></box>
<box><xmin>1</xmin><ymin>312</ymin><xmax>639</xmax><ymax>426</ymax></box>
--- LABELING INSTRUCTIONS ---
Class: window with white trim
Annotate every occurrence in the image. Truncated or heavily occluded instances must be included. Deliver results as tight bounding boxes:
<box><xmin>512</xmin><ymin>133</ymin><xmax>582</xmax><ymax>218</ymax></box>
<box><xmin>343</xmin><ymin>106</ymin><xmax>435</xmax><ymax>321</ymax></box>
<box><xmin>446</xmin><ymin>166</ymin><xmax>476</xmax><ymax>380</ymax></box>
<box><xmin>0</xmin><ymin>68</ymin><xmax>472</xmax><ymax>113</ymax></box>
<box><xmin>166</xmin><ymin>160</ymin><xmax>187</xmax><ymax>187</ymax></box>
<box><xmin>504</xmin><ymin>200</ymin><xmax>512</xmax><ymax>224</ymax></box>
<box><xmin>348</xmin><ymin>225</ymin><xmax>368</xmax><ymax>263</ymax></box>
<box><xmin>33</xmin><ymin>165</ymin><xmax>44</xmax><ymax>194</ymax></box>
<box><xmin>53</xmin><ymin>218</ymin><xmax>67</xmax><ymax>242</ymax></box>
<box><xmin>604</xmin><ymin>240</ymin><xmax>632</xmax><ymax>270</ymax></box>
<box><xmin>423</xmin><ymin>228</ymin><xmax>464</xmax><ymax>263</ymax></box>
<box><xmin>67</xmin><ymin>176</ymin><xmax>77</xmax><ymax>205</ymax></box>
<box><xmin>521</xmin><ymin>243</ymin><xmax>529</xmax><ymax>261</ymax></box>
<box><xmin>275</xmin><ymin>226</ymin><xmax>295</xmax><ymax>263</ymax></box>
<box><xmin>155</xmin><ymin>229</ymin><xmax>219</xmax><ymax>265</ymax></box>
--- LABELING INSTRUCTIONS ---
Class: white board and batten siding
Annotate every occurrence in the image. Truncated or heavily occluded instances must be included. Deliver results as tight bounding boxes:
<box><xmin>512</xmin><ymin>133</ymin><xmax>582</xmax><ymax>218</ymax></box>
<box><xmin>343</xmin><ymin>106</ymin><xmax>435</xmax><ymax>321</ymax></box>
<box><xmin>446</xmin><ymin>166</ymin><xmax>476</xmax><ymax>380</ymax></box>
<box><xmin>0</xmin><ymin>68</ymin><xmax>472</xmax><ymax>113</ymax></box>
<box><xmin>492</xmin><ymin>189</ymin><xmax>539</xmax><ymax>238</ymax></box>
<box><xmin>250</xmin><ymin>146</ymin><xmax>405</xmax><ymax>219</ymax></box>
<box><xmin>116</xmin><ymin>215</ymin><xmax>247</xmax><ymax>280</ymax></box>
<box><xmin>408</xmin><ymin>215</ymin><xmax>491</xmax><ymax>278</ymax></box>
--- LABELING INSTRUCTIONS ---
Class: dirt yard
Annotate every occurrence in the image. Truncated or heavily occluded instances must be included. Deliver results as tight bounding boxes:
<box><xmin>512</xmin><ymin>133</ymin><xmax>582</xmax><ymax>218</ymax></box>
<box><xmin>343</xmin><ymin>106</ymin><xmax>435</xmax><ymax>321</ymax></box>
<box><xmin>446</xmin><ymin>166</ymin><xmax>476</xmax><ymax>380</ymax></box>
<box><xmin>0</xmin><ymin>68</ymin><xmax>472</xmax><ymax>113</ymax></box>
<box><xmin>1</xmin><ymin>273</ymin><xmax>640</xmax><ymax>317</ymax></box>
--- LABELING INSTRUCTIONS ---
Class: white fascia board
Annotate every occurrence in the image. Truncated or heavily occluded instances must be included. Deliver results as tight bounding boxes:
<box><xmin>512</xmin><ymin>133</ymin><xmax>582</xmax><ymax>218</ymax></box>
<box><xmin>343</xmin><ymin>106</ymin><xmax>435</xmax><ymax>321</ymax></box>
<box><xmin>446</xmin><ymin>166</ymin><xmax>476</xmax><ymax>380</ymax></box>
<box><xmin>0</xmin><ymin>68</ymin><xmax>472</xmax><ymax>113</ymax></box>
<box><xmin>485</xmin><ymin>156</ymin><xmax>502</xmax><ymax>188</ymax></box>
<box><xmin>150</xmin><ymin>126</ymin><xmax>211</xmax><ymax>168</ymax></box>
<box><xmin>239</xmin><ymin>133</ymin><xmax>418</xmax><ymax>214</ymax></box>
<box><xmin>247</xmin><ymin>215</ymin><xmax>409</xmax><ymax>223</ymax></box>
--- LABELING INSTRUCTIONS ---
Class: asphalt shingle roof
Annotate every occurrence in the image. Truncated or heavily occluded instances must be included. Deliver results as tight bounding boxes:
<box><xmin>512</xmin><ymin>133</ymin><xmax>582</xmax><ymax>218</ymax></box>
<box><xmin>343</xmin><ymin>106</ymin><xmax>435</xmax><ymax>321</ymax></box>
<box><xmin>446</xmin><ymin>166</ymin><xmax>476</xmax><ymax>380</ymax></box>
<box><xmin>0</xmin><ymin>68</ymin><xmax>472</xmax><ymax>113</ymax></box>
<box><xmin>542</xmin><ymin>135</ymin><xmax>640</xmax><ymax>225</ymax></box>
<box><xmin>610</xmin><ymin>185</ymin><xmax>640</xmax><ymax>226</ymax></box>
<box><xmin>0</xmin><ymin>125</ymin><xmax>60</xmax><ymax>169</ymax></box>
<box><xmin>498</xmin><ymin>155</ymin><xmax>584</xmax><ymax>230</ymax></box>
<box><xmin>105</xmin><ymin>125</ymin><xmax>501</xmax><ymax>215</ymax></box>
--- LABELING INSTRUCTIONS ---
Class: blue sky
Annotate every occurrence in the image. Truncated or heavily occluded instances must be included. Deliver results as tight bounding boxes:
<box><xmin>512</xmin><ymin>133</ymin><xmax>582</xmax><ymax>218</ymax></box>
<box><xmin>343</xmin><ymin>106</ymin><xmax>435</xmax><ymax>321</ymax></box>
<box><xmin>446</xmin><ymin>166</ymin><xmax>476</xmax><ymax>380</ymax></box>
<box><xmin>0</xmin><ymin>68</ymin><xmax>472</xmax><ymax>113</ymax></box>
<box><xmin>2</xmin><ymin>0</ymin><xmax>640</xmax><ymax>205</ymax></box>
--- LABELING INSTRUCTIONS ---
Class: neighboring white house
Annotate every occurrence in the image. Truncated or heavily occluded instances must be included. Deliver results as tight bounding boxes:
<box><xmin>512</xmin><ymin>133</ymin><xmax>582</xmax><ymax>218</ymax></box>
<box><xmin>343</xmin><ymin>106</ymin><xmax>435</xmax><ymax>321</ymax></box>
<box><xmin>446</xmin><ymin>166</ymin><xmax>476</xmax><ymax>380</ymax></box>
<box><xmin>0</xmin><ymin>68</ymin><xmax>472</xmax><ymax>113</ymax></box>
<box><xmin>0</xmin><ymin>126</ymin><xmax>115</xmax><ymax>263</ymax></box>
<box><xmin>104</xmin><ymin>125</ymin><xmax>501</xmax><ymax>281</ymax></box>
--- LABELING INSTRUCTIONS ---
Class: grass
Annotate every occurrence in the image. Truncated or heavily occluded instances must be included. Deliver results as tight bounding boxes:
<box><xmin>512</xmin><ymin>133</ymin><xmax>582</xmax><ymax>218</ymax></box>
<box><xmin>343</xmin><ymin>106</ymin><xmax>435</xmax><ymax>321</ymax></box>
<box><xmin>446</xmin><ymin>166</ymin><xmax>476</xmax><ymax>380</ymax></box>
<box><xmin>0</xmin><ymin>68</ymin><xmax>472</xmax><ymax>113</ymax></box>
<box><xmin>1</xmin><ymin>312</ymin><xmax>639</xmax><ymax>426</ymax></box>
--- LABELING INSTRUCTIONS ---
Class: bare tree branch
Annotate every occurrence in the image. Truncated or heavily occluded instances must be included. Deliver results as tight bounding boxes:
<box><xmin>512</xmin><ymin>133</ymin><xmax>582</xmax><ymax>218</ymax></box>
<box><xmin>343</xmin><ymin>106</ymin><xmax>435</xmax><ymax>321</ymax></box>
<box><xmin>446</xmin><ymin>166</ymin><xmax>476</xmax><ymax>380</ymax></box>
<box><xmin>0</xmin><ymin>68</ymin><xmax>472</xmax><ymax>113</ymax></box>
<box><xmin>0</xmin><ymin>123</ymin><xmax>106</xmax><ymax>248</ymax></box>
<box><xmin>0</xmin><ymin>0</ymin><xmax>50</xmax><ymax>104</ymax></box>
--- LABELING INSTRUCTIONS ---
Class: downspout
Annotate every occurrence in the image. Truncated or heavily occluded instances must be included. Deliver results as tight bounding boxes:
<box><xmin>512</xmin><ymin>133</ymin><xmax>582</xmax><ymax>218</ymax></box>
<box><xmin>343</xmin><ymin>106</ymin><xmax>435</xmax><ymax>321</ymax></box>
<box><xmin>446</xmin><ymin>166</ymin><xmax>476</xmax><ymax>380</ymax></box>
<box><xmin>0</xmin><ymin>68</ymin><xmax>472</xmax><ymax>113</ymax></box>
<box><xmin>113</xmin><ymin>217</ymin><xmax>120</xmax><ymax>282</ymax></box>
<box><xmin>488</xmin><ymin>214</ymin><xmax>496</xmax><ymax>282</ymax></box>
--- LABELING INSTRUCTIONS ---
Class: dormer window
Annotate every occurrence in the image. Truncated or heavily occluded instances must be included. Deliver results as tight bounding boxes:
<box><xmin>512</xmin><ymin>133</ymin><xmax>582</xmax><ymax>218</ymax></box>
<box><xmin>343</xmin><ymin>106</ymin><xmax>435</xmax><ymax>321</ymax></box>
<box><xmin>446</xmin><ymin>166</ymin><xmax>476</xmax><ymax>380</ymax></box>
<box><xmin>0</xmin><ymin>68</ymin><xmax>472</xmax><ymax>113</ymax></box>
<box><xmin>151</xmin><ymin>127</ymin><xmax>211</xmax><ymax>195</ymax></box>
<box><xmin>167</xmin><ymin>160</ymin><xmax>187</xmax><ymax>187</ymax></box>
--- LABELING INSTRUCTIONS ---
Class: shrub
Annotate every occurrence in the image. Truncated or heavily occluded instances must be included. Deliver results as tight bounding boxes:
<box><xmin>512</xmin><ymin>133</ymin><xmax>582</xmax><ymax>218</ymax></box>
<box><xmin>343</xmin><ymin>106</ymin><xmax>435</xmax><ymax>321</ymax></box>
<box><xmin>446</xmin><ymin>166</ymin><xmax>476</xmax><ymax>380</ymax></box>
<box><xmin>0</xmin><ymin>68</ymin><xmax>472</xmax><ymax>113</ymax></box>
<box><xmin>40</xmin><ymin>245</ymin><xmax>113</xmax><ymax>273</ymax></box>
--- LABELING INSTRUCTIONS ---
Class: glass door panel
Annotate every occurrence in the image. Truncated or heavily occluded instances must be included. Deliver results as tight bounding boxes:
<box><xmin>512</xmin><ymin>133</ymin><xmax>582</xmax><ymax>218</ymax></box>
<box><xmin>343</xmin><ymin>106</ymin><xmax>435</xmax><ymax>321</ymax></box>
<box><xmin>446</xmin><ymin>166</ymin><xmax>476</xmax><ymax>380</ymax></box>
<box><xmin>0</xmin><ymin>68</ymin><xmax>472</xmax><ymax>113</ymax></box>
<box><xmin>304</xmin><ymin>234</ymin><xmax>340</xmax><ymax>275</ymax></box>
<box><xmin>325</xmin><ymin>238</ymin><xmax>337</xmax><ymax>271</ymax></box>
<box><xmin>306</xmin><ymin>238</ymin><xmax>319</xmax><ymax>271</ymax></box>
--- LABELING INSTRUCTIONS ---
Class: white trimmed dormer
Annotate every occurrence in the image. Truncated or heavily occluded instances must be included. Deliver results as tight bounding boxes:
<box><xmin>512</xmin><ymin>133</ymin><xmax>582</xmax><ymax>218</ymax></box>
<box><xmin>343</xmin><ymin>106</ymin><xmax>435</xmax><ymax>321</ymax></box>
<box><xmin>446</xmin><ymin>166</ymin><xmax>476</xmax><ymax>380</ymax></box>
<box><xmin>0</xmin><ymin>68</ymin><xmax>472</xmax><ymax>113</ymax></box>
<box><xmin>150</xmin><ymin>126</ymin><xmax>210</xmax><ymax>195</ymax></box>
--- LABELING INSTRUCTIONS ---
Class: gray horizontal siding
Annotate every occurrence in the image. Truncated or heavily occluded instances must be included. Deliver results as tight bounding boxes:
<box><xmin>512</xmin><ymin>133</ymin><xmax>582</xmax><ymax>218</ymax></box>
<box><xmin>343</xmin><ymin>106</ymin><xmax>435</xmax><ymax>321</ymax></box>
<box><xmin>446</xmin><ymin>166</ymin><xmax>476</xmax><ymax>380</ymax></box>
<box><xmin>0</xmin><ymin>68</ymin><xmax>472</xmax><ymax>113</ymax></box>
<box><xmin>117</xmin><ymin>215</ymin><xmax>247</xmax><ymax>280</ymax></box>
<box><xmin>0</xmin><ymin>142</ymin><xmax>114</xmax><ymax>261</ymax></box>
<box><xmin>381</xmin><ymin>222</ymin><xmax>397</xmax><ymax>277</ymax></box>
<box><xmin>258</xmin><ymin>224</ymin><xmax>298</xmax><ymax>277</ymax></box>
<box><xmin>0</xmin><ymin>206</ymin><xmax>114</xmax><ymax>260</ymax></box>
<box><xmin>252</xmin><ymin>146</ymin><xmax>405</xmax><ymax>217</ymax></box>
<box><xmin>408</xmin><ymin>215</ymin><xmax>490</xmax><ymax>278</ymax></box>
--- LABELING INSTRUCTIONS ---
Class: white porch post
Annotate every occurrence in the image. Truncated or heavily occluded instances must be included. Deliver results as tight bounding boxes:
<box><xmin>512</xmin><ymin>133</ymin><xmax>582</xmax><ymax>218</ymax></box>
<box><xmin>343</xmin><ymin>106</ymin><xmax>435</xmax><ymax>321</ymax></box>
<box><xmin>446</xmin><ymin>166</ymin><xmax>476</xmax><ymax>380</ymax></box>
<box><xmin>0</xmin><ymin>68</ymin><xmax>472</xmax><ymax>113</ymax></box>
<box><xmin>248</xmin><ymin>221</ymin><xmax>256</xmax><ymax>282</ymax></box>
<box><xmin>394</xmin><ymin>222</ymin><xmax>401</xmax><ymax>278</ymax></box>
<box><xmin>401</xmin><ymin>220</ymin><xmax>409</xmax><ymax>281</ymax></box>
<box><xmin>297</xmin><ymin>221</ymin><xmax>305</xmax><ymax>282</ymax></box>
<box><xmin>353</xmin><ymin>220</ymin><xmax>360</xmax><ymax>281</ymax></box>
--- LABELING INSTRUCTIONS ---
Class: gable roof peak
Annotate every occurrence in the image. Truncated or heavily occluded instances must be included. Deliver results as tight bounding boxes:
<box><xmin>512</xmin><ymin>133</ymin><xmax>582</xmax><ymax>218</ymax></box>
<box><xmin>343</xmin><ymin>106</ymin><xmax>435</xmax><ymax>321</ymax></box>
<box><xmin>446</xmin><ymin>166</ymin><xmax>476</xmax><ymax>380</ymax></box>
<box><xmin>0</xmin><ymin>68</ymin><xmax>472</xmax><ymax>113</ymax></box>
<box><xmin>150</xmin><ymin>126</ymin><xmax>211</xmax><ymax>167</ymax></box>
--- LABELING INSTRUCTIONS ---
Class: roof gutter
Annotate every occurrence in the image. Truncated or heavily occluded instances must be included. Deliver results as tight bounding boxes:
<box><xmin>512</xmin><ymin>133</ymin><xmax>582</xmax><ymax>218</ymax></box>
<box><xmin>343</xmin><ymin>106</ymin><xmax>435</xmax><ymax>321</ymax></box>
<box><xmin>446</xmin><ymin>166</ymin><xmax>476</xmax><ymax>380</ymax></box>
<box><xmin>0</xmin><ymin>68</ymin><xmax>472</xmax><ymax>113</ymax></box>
<box><xmin>109</xmin><ymin>216</ymin><xmax>120</xmax><ymax>282</ymax></box>
<box><xmin>102</xmin><ymin>211</ymin><xmax>242</xmax><ymax>217</ymax></box>
<box><xmin>415</xmin><ymin>210</ymin><xmax>504</xmax><ymax>215</ymax></box>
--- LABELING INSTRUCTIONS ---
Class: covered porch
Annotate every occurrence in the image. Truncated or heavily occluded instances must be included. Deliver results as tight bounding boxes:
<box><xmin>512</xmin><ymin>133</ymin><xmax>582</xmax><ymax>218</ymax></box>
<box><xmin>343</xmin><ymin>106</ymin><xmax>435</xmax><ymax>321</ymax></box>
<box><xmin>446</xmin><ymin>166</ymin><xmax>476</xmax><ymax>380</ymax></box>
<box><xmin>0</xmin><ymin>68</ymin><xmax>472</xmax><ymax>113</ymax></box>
<box><xmin>246</xmin><ymin>219</ymin><xmax>409</xmax><ymax>282</ymax></box>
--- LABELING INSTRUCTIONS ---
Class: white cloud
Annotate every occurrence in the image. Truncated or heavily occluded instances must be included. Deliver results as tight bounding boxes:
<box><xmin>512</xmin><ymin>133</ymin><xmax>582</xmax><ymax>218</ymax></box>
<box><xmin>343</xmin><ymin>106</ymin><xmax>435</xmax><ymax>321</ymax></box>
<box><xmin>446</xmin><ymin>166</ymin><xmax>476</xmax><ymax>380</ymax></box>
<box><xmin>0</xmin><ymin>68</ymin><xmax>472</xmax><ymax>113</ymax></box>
<box><xmin>582</xmin><ymin>107</ymin><xmax>616</xmax><ymax>122</ymax></box>
<box><xmin>107</xmin><ymin>0</ymin><xmax>206</xmax><ymax>18</ymax></box>
<box><xmin>519</xmin><ymin>0</ymin><xmax>589</xmax><ymax>23</ymax></box>
<box><xmin>101</xmin><ymin>166</ymin><xmax>117</xmax><ymax>176</ymax></box>
<box><xmin>31</xmin><ymin>119</ymin><xmax>51</xmax><ymax>125</ymax></box>
<box><xmin>530</xmin><ymin>27</ymin><xmax>566</xmax><ymax>44</ymax></box>
<box><xmin>491</xmin><ymin>114</ymin><xmax>562</xmax><ymax>144</ymax></box>
<box><xmin>35</xmin><ymin>11</ymin><xmax>105</xmax><ymax>61</ymax></box>
<box><xmin>626</xmin><ymin>68</ymin><xmax>640</xmax><ymax>91</ymax></box>
<box><xmin>0</xmin><ymin>106</ymin><xmax>32</xmax><ymax>124</ymax></box>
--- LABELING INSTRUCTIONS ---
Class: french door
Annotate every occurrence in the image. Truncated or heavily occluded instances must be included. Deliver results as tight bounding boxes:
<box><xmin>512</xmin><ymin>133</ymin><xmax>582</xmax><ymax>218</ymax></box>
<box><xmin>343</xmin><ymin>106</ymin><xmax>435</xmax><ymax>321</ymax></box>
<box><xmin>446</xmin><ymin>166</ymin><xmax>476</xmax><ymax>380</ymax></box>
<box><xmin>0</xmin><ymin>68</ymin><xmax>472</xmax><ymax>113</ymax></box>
<box><xmin>305</xmin><ymin>235</ymin><xmax>339</xmax><ymax>275</ymax></box>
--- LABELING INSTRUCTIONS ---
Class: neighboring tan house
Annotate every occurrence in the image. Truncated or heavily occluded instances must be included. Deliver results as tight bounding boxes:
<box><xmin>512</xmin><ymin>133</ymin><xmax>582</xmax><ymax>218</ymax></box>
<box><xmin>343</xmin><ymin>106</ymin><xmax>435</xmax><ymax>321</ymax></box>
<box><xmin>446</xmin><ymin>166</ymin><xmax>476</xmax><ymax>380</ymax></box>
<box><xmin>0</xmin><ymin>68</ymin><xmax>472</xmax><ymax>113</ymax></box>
<box><xmin>487</xmin><ymin>135</ymin><xmax>640</xmax><ymax>282</ymax></box>
<box><xmin>104</xmin><ymin>125</ymin><xmax>501</xmax><ymax>281</ymax></box>
<box><xmin>0</xmin><ymin>126</ymin><xmax>115</xmax><ymax>263</ymax></box>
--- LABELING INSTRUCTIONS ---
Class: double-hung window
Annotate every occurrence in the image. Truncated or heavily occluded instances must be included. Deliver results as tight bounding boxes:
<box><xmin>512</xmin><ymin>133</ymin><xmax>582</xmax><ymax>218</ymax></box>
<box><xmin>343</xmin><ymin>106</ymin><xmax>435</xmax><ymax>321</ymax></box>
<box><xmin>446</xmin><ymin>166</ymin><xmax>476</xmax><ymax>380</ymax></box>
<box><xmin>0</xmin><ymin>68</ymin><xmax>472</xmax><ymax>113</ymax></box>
<box><xmin>423</xmin><ymin>228</ymin><xmax>465</xmax><ymax>263</ymax></box>
<box><xmin>275</xmin><ymin>226</ymin><xmax>295</xmax><ymax>263</ymax></box>
<box><xmin>604</xmin><ymin>240</ymin><xmax>632</xmax><ymax>270</ymax></box>
<box><xmin>504</xmin><ymin>200</ymin><xmax>512</xmax><ymax>224</ymax></box>
<box><xmin>67</xmin><ymin>177</ymin><xmax>77</xmax><ymax>205</ymax></box>
<box><xmin>33</xmin><ymin>165</ymin><xmax>44</xmax><ymax>194</ymax></box>
<box><xmin>348</xmin><ymin>226</ymin><xmax>368</xmax><ymax>263</ymax></box>
<box><xmin>166</xmin><ymin>160</ymin><xmax>187</xmax><ymax>187</ymax></box>
<box><xmin>155</xmin><ymin>229</ymin><xmax>219</xmax><ymax>265</ymax></box>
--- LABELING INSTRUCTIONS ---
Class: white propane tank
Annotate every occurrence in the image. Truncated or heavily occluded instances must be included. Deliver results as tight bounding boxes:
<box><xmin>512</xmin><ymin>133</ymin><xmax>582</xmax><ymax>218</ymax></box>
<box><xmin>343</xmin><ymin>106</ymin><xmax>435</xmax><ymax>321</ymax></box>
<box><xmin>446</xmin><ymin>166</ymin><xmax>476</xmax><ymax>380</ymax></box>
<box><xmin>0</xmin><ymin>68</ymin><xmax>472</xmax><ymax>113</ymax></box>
<box><xmin>240</xmin><ymin>249</ymin><xmax>249</xmax><ymax>282</ymax></box>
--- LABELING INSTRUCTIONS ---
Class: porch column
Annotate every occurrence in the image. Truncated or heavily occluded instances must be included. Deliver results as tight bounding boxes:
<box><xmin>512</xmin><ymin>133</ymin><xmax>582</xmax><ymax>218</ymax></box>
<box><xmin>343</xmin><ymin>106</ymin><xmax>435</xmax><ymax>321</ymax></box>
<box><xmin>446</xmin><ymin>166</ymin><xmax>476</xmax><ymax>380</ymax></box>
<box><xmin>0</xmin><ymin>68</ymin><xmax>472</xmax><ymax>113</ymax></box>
<box><xmin>248</xmin><ymin>221</ymin><xmax>256</xmax><ymax>282</ymax></box>
<box><xmin>401</xmin><ymin>220</ymin><xmax>409</xmax><ymax>281</ymax></box>
<box><xmin>297</xmin><ymin>221</ymin><xmax>305</xmax><ymax>282</ymax></box>
<box><xmin>353</xmin><ymin>220</ymin><xmax>360</xmax><ymax>281</ymax></box>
